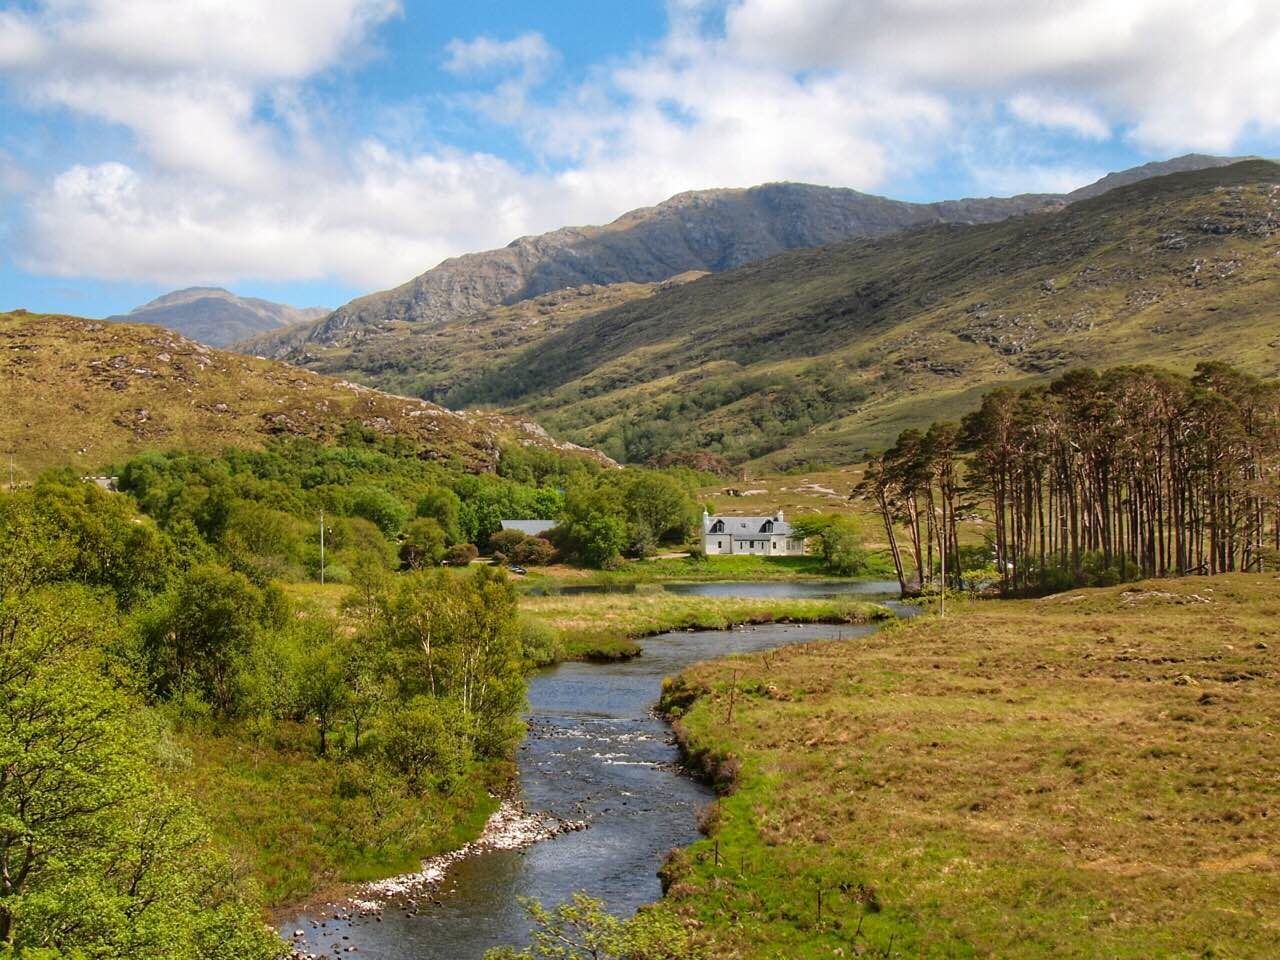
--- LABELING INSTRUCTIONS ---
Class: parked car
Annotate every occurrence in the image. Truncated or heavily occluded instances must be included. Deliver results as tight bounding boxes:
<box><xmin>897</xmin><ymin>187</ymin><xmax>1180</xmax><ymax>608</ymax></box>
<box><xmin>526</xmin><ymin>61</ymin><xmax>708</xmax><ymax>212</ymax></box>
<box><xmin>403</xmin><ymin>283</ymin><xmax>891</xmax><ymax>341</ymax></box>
<box><xmin>509</xmin><ymin>564</ymin><xmax>528</xmax><ymax>576</ymax></box>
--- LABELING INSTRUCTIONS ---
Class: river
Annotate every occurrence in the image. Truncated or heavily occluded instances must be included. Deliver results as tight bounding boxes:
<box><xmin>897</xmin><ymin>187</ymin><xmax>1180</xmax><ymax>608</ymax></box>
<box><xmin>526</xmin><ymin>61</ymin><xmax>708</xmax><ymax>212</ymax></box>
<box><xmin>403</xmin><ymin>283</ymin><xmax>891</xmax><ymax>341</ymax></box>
<box><xmin>283</xmin><ymin>580</ymin><xmax>903</xmax><ymax>958</ymax></box>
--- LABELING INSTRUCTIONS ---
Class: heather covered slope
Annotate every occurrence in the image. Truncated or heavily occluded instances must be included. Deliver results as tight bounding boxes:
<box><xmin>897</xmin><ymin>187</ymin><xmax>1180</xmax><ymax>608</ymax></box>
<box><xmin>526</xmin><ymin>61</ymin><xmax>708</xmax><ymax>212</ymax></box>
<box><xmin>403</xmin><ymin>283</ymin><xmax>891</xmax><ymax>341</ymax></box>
<box><xmin>435</xmin><ymin>160</ymin><xmax>1280</xmax><ymax>466</ymax></box>
<box><xmin>0</xmin><ymin>311</ymin><xmax>606</xmax><ymax>480</ymax></box>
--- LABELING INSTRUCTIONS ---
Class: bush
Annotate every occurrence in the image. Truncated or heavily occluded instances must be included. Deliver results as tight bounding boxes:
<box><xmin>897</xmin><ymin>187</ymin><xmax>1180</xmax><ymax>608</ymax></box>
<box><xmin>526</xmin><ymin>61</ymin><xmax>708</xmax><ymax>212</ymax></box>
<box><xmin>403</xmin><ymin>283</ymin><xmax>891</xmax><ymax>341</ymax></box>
<box><xmin>513</xmin><ymin>536</ymin><xmax>556</xmax><ymax>565</ymax></box>
<box><xmin>489</xmin><ymin>528</ymin><xmax>530</xmax><ymax>557</ymax></box>
<box><xmin>378</xmin><ymin>696</ymin><xmax>472</xmax><ymax>794</ymax></box>
<box><xmin>444</xmin><ymin>543</ymin><xmax>479</xmax><ymax>566</ymax></box>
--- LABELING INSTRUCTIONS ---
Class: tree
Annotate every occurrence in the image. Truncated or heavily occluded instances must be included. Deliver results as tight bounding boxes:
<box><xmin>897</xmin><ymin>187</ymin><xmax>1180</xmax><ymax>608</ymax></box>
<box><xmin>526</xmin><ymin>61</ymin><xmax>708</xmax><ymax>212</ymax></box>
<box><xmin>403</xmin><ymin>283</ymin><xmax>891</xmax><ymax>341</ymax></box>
<box><xmin>377</xmin><ymin>696</ymin><xmax>471</xmax><ymax>793</ymax></box>
<box><xmin>294</xmin><ymin>624</ymin><xmax>352</xmax><ymax>756</ymax></box>
<box><xmin>377</xmin><ymin>568</ymin><xmax>526</xmax><ymax>758</ymax></box>
<box><xmin>348</xmin><ymin>485</ymin><xmax>408</xmax><ymax>536</ymax></box>
<box><xmin>416</xmin><ymin>487</ymin><xmax>464</xmax><ymax>545</ymax></box>
<box><xmin>556</xmin><ymin>478</ymin><xmax>627</xmax><ymax>568</ymax></box>
<box><xmin>621</xmin><ymin>471</ymin><xmax>697</xmax><ymax>546</ymax></box>
<box><xmin>399</xmin><ymin>517</ymin><xmax>447</xmax><ymax>569</ymax></box>
<box><xmin>0</xmin><ymin>587</ymin><xmax>282</xmax><ymax>959</ymax></box>
<box><xmin>138</xmin><ymin>564</ymin><xmax>266</xmax><ymax>715</ymax></box>
<box><xmin>790</xmin><ymin>515</ymin><xmax>866</xmax><ymax>576</ymax></box>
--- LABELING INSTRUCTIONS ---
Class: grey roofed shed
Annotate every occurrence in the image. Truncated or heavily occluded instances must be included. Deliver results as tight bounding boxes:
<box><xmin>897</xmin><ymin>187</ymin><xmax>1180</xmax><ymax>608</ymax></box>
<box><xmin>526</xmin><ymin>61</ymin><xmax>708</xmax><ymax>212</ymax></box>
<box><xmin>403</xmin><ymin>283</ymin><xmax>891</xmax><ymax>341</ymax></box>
<box><xmin>500</xmin><ymin>519</ymin><xmax>557</xmax><ymax>537</ymax></box>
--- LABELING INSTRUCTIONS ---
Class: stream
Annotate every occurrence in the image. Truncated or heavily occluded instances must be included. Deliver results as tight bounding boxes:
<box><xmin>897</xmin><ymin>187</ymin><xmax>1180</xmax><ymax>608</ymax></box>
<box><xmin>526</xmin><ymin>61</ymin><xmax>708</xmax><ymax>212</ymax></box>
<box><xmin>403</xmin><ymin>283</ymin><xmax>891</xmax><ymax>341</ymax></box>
<box><xmin>283</xmin><ymin>580</ymin><xmax>903</xmax><ymax>958</ymax></box>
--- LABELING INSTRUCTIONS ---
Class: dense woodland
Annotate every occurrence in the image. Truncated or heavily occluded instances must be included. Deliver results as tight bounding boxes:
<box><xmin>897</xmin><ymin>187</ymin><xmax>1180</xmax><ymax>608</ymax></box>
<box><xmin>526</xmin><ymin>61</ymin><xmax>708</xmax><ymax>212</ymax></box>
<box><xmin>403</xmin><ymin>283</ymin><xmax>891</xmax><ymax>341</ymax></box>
<box><xmin>863</xmin><ymin>363</ymin><xmax>1280</xmax><ymax>595</ymax></box>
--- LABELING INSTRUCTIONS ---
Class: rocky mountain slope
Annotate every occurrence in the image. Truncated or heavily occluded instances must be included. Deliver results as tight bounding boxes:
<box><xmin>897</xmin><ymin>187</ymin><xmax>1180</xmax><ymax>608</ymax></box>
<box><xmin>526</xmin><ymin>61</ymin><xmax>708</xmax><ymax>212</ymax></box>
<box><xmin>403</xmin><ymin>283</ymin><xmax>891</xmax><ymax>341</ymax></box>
<box><xmin>0</xmin><ymin>311</ymin><xmax>609</xmax><ymax>481</ymax></box>
<box><xmin>243</xmin><ymin>154</ymin><xmax>1246</xmax><ymax>361</ymax></box>
<box><xmin>107</xmin><ymin>287</ymin><xmax>328</xmax><ymax>347</ymax></box>
<box><xmin>392</xmin><ymin>160</ymin><xmax>1280</xmax><ymax>468</ymax></box>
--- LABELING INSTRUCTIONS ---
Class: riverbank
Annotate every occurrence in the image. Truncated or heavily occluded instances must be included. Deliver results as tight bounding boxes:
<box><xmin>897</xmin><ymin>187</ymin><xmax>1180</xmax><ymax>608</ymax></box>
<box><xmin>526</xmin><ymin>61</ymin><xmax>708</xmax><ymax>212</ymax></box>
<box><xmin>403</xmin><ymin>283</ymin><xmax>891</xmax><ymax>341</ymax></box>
<box><xmin>522</xmin><ymin>592</ymin><xmax>892</xmax><ymax>661</ymax></box>
<box><xmin>657</xmin><ymin>574</ymin><xmax>1280</xmax><ymax>958</ymax></box>
<box><xmin>520</xmin><ymin>553</ymin><xmax>895</xmax><ymax>588</ymax></box>
<box><xmin>168</xmin><ymin>721</ymin><xmax>508</xmax><ymax>910</ymax></box>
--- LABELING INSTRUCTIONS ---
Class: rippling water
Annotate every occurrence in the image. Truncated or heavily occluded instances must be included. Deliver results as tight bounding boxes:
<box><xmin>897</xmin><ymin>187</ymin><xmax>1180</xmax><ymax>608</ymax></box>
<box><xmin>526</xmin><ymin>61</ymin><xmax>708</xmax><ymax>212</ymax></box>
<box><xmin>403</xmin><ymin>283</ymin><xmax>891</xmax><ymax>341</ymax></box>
<box><xmin>283</xmin><ymin>582</ymin><xmax>901</xmax><ymax>958</ymax></box>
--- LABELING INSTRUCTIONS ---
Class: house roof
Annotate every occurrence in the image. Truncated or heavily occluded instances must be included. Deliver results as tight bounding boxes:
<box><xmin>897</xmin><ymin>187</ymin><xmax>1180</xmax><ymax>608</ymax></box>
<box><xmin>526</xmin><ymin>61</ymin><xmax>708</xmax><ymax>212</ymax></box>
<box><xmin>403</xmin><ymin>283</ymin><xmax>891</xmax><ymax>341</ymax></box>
<box><xmin>703</xmin><ymin>514</ymin><xmax>794</xmax><ymax>537</ymax></box>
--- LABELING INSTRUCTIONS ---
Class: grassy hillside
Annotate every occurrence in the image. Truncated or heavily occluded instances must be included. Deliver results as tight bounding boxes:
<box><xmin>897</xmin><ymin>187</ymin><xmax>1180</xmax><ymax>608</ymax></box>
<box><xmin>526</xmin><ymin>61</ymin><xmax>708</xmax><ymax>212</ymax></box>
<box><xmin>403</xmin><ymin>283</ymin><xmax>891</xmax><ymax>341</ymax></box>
<box><xmin>0</xmin><ymin>311</ymin><xmax>608</xmax><ymax>481</ymax></box>
<box><xmin>243</xmin><ymin>274</ymin><xmax>706</xmax><ymax>403</ymax></box>
<box><xmin>308</xmin><ymin>161</ymin><xmax>1279</xmax><ymax>469</ymax></box>
<box><xmin>659</xmin><ymin>574</ymin><xmax>1280</xmax><ymax>957</ymax></box>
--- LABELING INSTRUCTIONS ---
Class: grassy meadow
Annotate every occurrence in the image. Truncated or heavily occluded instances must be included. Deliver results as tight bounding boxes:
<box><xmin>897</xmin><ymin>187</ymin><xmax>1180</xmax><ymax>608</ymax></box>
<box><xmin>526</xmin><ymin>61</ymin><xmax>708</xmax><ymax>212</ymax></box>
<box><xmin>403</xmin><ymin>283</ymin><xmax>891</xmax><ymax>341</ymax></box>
<box><xmin>658</xmin><ymin>574</ymin><xmax>1280</xmax><ymax>958</ymax></box>
<box><xmin>522</xmin><ymin>591</ymin><xmax>893</xmax><ymax>661</ymax></box>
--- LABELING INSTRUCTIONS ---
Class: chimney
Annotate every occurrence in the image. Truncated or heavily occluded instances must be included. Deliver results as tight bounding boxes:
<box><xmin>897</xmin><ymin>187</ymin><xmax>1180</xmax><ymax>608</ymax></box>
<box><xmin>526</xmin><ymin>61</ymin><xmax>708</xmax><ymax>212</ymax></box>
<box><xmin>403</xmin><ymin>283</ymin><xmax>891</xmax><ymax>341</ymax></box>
<box><xmin>775</xmin><ymin>508</ymin><xmax>784</xmax><ymax>522</ymax></box>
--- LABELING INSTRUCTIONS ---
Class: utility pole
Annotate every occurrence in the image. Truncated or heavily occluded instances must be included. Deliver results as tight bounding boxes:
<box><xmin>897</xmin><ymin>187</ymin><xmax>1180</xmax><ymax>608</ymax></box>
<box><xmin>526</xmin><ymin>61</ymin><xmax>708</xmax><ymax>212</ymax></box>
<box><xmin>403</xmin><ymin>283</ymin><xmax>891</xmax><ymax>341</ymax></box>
<box><xmin>319</xmin><ymin>509</ymin><xmax>326</xmax><ymax>585</ymax></box>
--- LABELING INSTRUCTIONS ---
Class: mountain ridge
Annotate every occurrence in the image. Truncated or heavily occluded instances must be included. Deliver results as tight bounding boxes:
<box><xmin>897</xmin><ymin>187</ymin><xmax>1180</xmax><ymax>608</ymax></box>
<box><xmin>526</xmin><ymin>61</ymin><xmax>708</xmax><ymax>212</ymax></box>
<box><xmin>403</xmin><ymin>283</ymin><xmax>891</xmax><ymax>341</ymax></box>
<box><xmin>306</xmin><ymin>159</ymin><xmax>1280</xmax><ymax>468</ymax></box>
<box><xmin>242</xmin><ymin>153</ymin><xmax>1247</xmax><ymax>359</ymax></box>
<box><xmin>107</xmin><ymin>287</ymin><xmax>328</xmax><ymax>347</ymax></box>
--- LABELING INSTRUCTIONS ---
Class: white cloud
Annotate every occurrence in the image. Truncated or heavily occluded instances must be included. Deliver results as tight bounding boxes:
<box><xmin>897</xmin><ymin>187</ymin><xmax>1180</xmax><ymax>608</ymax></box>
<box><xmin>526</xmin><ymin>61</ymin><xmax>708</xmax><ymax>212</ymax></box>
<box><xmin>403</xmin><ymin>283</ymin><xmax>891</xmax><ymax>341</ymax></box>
<box><xmin>444</xmin><ymin>32</ymin><xmax>556</xmax><ymax>78</ymax></box>
<box><xmin>1007</xmin><ymin>94</ymin><xmax>1109</xmax><ymax>141</ymax></box>
<box><xmin>1</xmin><ymin>0</ymin><xmax>1277</xmax><ymax>294</ymax></box>
<box><xmin>719</xmin><ymin>0</ymin><xmax>1280</xmax><ymax>152</ymax></box>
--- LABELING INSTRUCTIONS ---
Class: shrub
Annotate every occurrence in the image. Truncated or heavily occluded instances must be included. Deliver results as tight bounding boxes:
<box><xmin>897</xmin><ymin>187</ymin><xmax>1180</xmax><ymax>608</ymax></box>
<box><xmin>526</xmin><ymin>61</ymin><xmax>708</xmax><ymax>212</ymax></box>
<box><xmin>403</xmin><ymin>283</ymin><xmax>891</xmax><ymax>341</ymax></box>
<box><xmin>378</xmin><ymin>696</ymin><xmax>472</xmax><ymax>794</ymax></box>
<box><xmin>513</xmin><ymin>536</ymin><xmax>556</xmax><ymax>565</ymax></box>
<box><xmin>444</xmin><ymin>543</ymin><xmax>479</xmax><ymax>566</ymax></box>
<box><xmin>489</xmin><ymin>528</ymin><xmax>530</xmax><ymax>557</ymax></box>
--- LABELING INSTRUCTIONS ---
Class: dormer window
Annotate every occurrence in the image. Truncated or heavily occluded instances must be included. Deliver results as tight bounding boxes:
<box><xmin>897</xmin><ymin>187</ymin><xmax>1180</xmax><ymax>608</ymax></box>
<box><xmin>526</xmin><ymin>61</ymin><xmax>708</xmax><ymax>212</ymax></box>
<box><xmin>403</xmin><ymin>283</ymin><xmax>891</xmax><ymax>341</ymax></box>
<box><xmin>710</xmin><ymin>520</ymin><xmax>724</xmax><ymax>533</ymax></box>
<box><xmin>761</xmin><ymin>520</ymin><xmax>773</xmax><ymax>533</ymax></box>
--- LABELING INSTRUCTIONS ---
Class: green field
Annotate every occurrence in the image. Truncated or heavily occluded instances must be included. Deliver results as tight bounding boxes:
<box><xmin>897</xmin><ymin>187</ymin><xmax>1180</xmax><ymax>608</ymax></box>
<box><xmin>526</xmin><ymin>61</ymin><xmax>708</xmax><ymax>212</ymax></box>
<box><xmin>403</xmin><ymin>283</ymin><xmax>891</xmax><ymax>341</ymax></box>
<box><xmin>658</xmin><ymin>574</ymin><xmax>1280</xmax><ymax>958</ymax></box>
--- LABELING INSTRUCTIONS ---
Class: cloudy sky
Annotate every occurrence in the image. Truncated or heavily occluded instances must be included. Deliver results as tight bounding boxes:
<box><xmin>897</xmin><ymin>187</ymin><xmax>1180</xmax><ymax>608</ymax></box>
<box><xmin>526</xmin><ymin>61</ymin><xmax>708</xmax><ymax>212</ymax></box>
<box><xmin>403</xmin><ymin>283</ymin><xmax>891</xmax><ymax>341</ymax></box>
<box><xmin>1</xmin><ymin>0</ymin><xmax>1277</xmax><ymax>317</ymax></box>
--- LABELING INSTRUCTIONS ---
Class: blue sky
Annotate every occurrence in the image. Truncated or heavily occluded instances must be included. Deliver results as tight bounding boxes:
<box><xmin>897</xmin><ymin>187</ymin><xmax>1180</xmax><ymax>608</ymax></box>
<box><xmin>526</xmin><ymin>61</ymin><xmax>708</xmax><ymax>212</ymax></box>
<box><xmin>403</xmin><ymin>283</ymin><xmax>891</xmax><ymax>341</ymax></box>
<box><xmin>1</xmin><ymin>0</ymin><xmax>1277</xmax><ymax>318</ymax></box>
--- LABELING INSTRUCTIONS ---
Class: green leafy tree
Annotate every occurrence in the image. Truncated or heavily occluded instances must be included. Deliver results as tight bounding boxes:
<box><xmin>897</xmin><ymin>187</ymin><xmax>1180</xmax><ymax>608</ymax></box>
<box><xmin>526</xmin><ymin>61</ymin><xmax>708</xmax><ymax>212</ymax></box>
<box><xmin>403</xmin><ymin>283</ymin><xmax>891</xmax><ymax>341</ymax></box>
<box><xmin>294</xmin><ymin>623</ymin><xmax>352</xmax><ymax>756</ymax></box>
<box><xmin>348</xmin><ymin>485</ymin><xmax>408</xmax><ymax>536</ymax></box>
<box><xmin>399</xmin><ymin>517</ymin><xmax>448</xmax><ymax>570</ymax></box>
<box><xmin>557</xmin><ymin>478</ymin><xmax>626</xmax><ymax>568</ymax></box>
<box><xmin>0</xmin><ymin>588</ymin><xmax>283</xmax><ymax>959</ymax></box>
<box><xmin>138</xmin><ymin>564</ymin><xmax>267</xmax><ymax>715</ymax></box>
<box><xmin>416</xmin><ymin>487</ymin><xmax>464</xmax><ymax>544</ymax></box>
<box><xmin>377</xmin><ymin>696</ymin><xmax>472</xmax><ymax>793</ymax></box>
<box><xmin>791</xmin><ymin>515</ymin><xmax>866</xmax><ymax>576</ymax></box>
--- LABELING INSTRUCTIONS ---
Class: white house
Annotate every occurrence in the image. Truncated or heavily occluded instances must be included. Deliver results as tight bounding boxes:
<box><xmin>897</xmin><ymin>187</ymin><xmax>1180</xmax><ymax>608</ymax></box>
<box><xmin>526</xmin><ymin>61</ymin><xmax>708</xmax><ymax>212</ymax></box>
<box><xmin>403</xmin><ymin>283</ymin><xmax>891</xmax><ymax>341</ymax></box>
<box><xmin>701</xmin><ymin>509</ymin><xmax>807</xmax><ymax>556</ymax></box>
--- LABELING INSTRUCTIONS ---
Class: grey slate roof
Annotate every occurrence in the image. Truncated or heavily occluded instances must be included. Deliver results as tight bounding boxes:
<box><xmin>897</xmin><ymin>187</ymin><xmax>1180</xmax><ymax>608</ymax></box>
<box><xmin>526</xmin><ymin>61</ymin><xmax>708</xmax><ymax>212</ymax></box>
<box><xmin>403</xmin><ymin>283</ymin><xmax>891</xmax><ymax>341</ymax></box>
<box><xmin>703</xmin><ymin>515</ymin><xmax>794</xmax><ymax>539</ymax></box>
<box><xmin>500</xmin><ymin>519</ymin><xmax>557</xmax><ymax>537</ymax></box>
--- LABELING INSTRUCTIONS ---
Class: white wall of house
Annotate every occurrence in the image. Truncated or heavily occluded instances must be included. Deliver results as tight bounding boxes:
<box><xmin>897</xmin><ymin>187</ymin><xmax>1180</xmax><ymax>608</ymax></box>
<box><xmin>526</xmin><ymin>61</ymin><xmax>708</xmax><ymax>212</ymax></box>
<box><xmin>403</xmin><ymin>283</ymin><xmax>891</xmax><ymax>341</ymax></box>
<box><xmin>701</xmin><ymin>510</ymin><xmax>807</xmax><ymax>556</ymax></box>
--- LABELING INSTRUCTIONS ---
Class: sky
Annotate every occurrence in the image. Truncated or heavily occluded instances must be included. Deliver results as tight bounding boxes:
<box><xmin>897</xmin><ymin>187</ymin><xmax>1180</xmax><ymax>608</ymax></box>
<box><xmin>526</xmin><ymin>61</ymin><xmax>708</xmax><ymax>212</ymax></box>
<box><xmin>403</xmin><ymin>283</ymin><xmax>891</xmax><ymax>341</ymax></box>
<box><xmin>1</xmin><ymin>1</ymin><xmax>1278</xmax><ymax>318</ymax></box>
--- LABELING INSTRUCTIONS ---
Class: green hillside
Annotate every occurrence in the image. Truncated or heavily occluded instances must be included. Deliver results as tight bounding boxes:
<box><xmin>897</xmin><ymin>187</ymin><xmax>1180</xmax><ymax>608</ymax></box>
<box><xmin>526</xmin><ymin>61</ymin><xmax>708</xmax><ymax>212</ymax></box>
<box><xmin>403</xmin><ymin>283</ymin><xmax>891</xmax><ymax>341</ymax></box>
<box><xmin>309</xmin><ymin>161</ymin><xmax>1280</xmax><ymax>469</ymax></box>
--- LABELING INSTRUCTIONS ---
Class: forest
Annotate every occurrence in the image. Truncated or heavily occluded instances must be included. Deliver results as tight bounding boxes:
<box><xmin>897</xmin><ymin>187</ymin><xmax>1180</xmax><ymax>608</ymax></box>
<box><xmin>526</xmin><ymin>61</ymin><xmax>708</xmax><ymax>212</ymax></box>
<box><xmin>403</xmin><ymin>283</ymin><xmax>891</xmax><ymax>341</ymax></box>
<box><xmin>863</xmin><ymin>362</ymin><xmax>1280</xmax><ymax>595</ymax></box>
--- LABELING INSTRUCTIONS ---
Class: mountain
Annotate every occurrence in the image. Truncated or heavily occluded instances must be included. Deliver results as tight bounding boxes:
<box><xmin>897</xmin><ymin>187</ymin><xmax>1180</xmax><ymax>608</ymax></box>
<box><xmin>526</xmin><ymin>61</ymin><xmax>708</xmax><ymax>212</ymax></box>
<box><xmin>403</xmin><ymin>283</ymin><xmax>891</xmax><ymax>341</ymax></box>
<box><xmin>0</xmin><ymin>311</ymin><xmax>611</xmax><ymax>481</ymax></box>
<box><xmin>107</xmin><ymin>287</ymin><xmax>329</xmax><ymax>347</ymax></box>
<box><xmin>318</xmin><ymin>159</ymin><xmax>1279</xmax><ymax>469</ymax></box>
<box><xmin>241</xmin><ymin>154</ymin><xmax>1246</xmax><ymax>361</ymax></box>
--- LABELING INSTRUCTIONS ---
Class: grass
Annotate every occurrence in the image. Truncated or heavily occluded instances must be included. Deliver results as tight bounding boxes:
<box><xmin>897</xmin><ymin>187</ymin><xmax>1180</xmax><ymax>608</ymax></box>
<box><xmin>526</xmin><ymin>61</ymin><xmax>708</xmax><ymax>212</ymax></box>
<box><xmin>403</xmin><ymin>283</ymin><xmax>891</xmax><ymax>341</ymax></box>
<box><xmin>656</xmin><ymin>574</ymin><xmax>1280</xmax><ymax>958</ymax></box>
<box><xmin>167</xmin><ymin>720</ymin><xmax>505</xmax><ymax>910</ymax></box>
<box><xmin>521</xmin><ymin>592</ymin><xmax>891</xmax><ymax>661</ymax></box>
<box><xmin>522</xmin><ymin>555</ymin><xmax>839</xmax><ymax>588</ymax></box>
